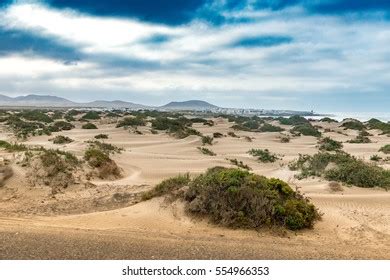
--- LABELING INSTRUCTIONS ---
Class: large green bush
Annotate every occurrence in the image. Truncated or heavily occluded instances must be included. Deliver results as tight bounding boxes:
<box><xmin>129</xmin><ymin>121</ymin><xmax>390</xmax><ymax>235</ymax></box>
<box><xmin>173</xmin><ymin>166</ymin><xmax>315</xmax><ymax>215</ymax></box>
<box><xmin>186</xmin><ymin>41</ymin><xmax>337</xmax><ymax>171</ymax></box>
<box><xmin>248</xmin><ymin>149</ymin><xmax>279</xmax><ymax>163</ymax></box>
<box><xmin>291</xmin><ymin>124</ymin><xmax>321</xmax><ymax>137</ymax></box>
<box><xmin>318</xmin><ymin>137</ymin><xmax>343</xmax><ymax>151</ymax></box>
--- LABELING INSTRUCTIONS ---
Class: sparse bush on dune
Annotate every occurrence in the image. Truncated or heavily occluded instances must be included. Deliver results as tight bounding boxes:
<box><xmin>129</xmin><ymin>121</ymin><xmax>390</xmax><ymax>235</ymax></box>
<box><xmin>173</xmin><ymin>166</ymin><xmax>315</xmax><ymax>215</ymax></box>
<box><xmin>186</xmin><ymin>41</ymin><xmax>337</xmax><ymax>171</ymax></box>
<box><xmin>367</xmin><ymin>118</ymin><xmax>390</xmax><ymax>135</ymax></box>
<box><xmin>94</xmin><ymin>134</ymin><xmax>109</xmax><ymax>139</ymax></box>
<box><xmin>86</xmin><ymin>141</ymin><xmax>123</xmax><ymax>154</ymax></box>
<box><xmin>143</xmin><ymin>167</ymin><xmax>320</xmax><ymax>230</ymax></box>
<box><xmin>84</xmin><ymin>145</ymin><xmax>121</xmax><ymax>179</ymax></box>
<box><xmin>318</xmin><ymin>137</ymin><xmax>343</xmax><ymax>151</ymax></box>
<box><xmin>280</xmin><ymin>136</ymin><xmax>290</xmax><ymax>143</ymax></box>
<box><xmin>259</xmin><ymin>123</ymin><xmax>284</xmax><ymax>132</ymax></box>
<box><xmin>228</xmin><ymin>158</ymin><xmax>251</xmax><ymax>170</ymax></box>
<box><xmin>82</xmin><ymin>111</ymin><xmax>101</xmax><ymax>120</ymax></box>
<box><xmin>342</xmin><ymin>120</ymin><xmax>366</xmax><ymax>131</ymax></box>
<box><xmin>347</xmin><ymin>131</ymin><xmax>372</xmax><ymax>143</ymax></box>
<box><xmin>278</xmin><ymin>115</ymin><xmax>309</xmax><ymax>126</ymax></box>
<box><xmin>328</xmin><ymin>181</ymin><xmax>343</xmax><ymax>192</ymax></box>
<box><xmin>82</xmin><ymin>123</ymin><xmax>98</xmax><ymax>129</ymax></box>
<box><xmin>248</xmin><ymin>149</ymin><xmax>279</xmax><ymax>163</ymax></box>
<box><xmin>50</xmin><ymin>135</ymin><xmax>74</xmax><ymax>144</ymax></box>
<box><xmin>116</xmin><ymin>116</ymin><xmax>146</xmax><ymax>128</ymax></box>
<box><xmin>213</xmin><ymin>132</ymin><xmax>224</xmax><ymax>138</ymax></box>
<box><xmin>17</xmin><ymin>110</ymin><xmax>53</xmax><ymax>123</ymax></box>
<box><xmin>201</xmin><ymin>136</ymin><xmax>213</xmax><ymax>145</ymax></box>
<box><xmin>26</xmin><ymin>148</ymin><xmax>80</xmax><ymax>193</ymax></box>
<box><xmin>227</xmin><ymin>131</ymin><xmax>239</xmax><ymax>138</ymax></box>
<box><xmin>0</xmin><ymin>140</ymin><xmax>27</xmax><ymax>152</ymax></box>
<box><xmin>289</xmin><ymin>152</ymin><xmax>390</xmax><ymax>189</ymax></box>
<box><xmin>320</xmin><ymin>117</ymin><xmax>338</xmax><ymax>123</ymax></box>
<box><xmin>290</xmin><ymin>124</ymin><xmax>321</xmax><ymax>137</ymax></box>
<box><xmin>0</xmin><ymin>164</ymin><xmax>13</xmax><ymax>187</ymax></box>
<box><xmin>151</xmin><ymin>117</ymin><xmax>201</xmax><ymax>139</ymax></box>
<box><xmin>50</xmin><ymin>121</ymin><xmax>74</xmax><ymax>132</ymax></box>
<box><xmin>370</xmin><ymin>155</ymin><xmax>382</xmax><ymax>162</ymax></box>
<box><xmin>379</xmin><ymin>144</ymin><xmax>390</xmax><ymax>154</ymax></box>
<box><xmin>197</xmin><ymin>147</ymin><xmax>216</xmax><ymax>156</ymax></box>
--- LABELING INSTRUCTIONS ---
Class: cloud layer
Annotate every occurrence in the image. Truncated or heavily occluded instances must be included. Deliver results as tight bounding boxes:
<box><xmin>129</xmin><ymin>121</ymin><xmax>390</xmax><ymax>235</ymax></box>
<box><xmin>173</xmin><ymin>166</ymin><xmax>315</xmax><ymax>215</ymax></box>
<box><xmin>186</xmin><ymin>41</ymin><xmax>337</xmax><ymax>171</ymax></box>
<box><xmin>0</xmin><ymin>0</ymin><xmax>389</xmax><ymax>111</ymax></box>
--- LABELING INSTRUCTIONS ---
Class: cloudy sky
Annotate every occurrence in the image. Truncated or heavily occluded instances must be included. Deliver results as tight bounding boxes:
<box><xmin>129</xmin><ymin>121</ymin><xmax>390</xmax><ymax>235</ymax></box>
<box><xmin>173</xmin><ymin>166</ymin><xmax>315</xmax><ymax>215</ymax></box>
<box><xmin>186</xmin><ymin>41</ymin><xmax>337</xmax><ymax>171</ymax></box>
<box><xmin>0</xmin><ymin>0</ymin><xmax>389</xmax><ymax>111</ymax></box>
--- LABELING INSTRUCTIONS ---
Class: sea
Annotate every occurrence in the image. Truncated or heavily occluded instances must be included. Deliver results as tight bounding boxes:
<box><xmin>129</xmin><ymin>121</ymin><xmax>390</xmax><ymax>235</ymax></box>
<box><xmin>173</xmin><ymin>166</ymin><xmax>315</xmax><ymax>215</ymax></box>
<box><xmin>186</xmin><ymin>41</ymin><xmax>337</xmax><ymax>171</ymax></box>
<box><xmin>308</xmin><ymin>112</ymin><xmax>390</xmax><ymax>122</ymax></box>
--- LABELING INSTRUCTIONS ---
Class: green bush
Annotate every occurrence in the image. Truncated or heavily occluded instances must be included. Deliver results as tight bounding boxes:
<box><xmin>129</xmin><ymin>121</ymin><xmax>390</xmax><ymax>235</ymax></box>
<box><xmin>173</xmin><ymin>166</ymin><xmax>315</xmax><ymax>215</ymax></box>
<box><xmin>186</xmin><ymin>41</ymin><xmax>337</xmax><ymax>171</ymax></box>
<box><xmin>82</xmin><ymin>111</ymin><xmax>101</xmax><ymax>120</ymax></box>
<box><xmin>82</xmin><ymin>123</ymin><xmax>98</xmax><ymax>129</ymax></box>
<box><xmin>367</xmin><ymin>119</ymin><xmax>390</xmax><ymax>135</ymax></box>
<box><xmin>290</xmin><ymin>152</ymin><xmax>390</xmax><ymax>189</ymax></box>
<box><xmin>18</xmin><ymin>110</ymin><xmax>53</xmax><ymax>123</ymax></box>
<box><xmin>213</xmin><ymin>132</ymin><xmax>224</xmax><ymax>138</ymax></box>
<box><xmin>51</xmin><ymin>121</ymin><xmax>74</xmax><ymax>131</ymax></box>
<box><xmin>280</xmin><ymin>136</ymin><xmax>290</xmax><ymax>143</ymax></box>
<box><xmin>0</xmin><ymin>140</ymin><xmax>27</xmax><ymax>152</ymax></box>
<box><xmin>184</xmin><ymin>168</ymin><xmax>320</xmax><ymax>230</ymax></box>
<box><xmin>248</xmin><ymin>149</ymin><xmax>278</xmax><ymax>163</ymax></box>
<box><xmin>142</xmin><ymin>174</ymin><xmax>190</xmax><ymax>201</ymax></box>
<box><xmin>291</xmin><ymin>124</ymin><xmax>321</xmax><ymax>137</ymax></box>
<box><xmin>197</xmin><ymin>147</ymin><xmax>216</xmax><ymax>156</ymax></box>
<box><xmin>259</xmin><ymin>123</ymin><xmax>284</xmax><ymax>132</ymax></box>
<box><xmin>342</xmin><ymin>120</ymin><xmax>366</xmax><ymax>131</ymax></box>
<box><xmin>116</xmin><ymin>117</ymin><xmax>146</xmax><ymax>127</ymax></box>
<box><xmin>320</xmin><ymin>117</ymin><xmax>338</xmax><ymax>123</ymax></box>
<box><xmin>278</xmin><ymin>115</ymin><xmax>309</xmax><ymax>126</ymax></box>
<box><xmin>84</xmin><ymin>148</ymin><xmax>111</xmax><ymax>168</ymax></box>
<box><xmin>201</xmin><ymin>136</ymin><xmax>213</xmax><ymax>145</ymax></box>
<box><xmin>51</xmin><ymin>135</ymin><xmax>74</xmax><ymax>144</ymax></box>
<box><xmin>86</xmin><ymin>141</ymin><xmax>123</xmax><ymax>154</ymax></box>
<box><xmin>227</xmin><ymin>132</ymin><xmax>239</xmax><ymax>138</ymax></box>
<box><xmin>347</xmin><ymin>131</ymin><xmax>371</xmax><ymax>143</ymax></box>
<box><xmin>379</xmin><ymin>145</ymin><xmax>390</xmax><ymax>154</ymax></box>
<box><xmin>318</xmin><ymin>137</ymin><xmax>343</xmax><ymax>151</ymax></box>
<box><xmin>94</xmin><ymin>134</ymin><xmax>109</xmax><ymax>139</ymax></box>
<box><xmin>228</xmin><ymin>158</ymin><xmax>251</xmax><ymax>170</ymax></box>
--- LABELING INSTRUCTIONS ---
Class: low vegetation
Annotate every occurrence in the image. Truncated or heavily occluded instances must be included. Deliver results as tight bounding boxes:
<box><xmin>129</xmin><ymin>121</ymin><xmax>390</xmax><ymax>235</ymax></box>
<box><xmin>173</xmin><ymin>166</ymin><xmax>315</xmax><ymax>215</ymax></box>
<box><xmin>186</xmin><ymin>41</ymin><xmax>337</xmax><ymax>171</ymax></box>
<box><xmin>197</xmin><ymin>147</ymin><xmax>216</xmax><ymax>156</ymax></box>
<box><xmin>228</xmin><ymin>158</ymin><xmax>251</xmax><ymax>170</ymax></box>
<box><xmin>347</xmin><ymin>131</ymin><xmax>372</xmax><ymax>143</ymax></box>
<box><xmin>290</xmin><ymin>124</ymin><xmax>321</xmax><ymax>137</ymax></box>
<box><xmin>50</xmin><ymin>135</ymin><xmax>74</xmax><ymax>144</ymax></box>
<box><xmin>82</xmin><ymin>111</ymin><xmax>101</xmax><ymax>120</ymax></box>
<box><xmin>84</xmin><ymin>147</ymin><xmax>121</xmax><ymax>179</ymax></box>
<box><xmin>342</xmin><ymin>120</ymin><xmax>366</xmax><ymax>131</ymax></box>
<box><xmin>94</xmin><ymin>134</ymin><xmax>109</xmax><ymax>139</ymax></box>
<box><xmin>248</xmin><ymin>149</ymin><xmax>279</xmax><ymax>163</ymax></box>
<box><xmin>143</xmin><ymin>167</ymin><xmax>320</xmax><ymax>230</ymax></box>
<box><xmin>116</xmin><ymin>117</ymin><xmax>146</xmax><ymax>128</ymax></box>
<box><xmin>320</xmin><ymin>117</ymin><xmax>338</xmax><ymax>123</ymax></box>
<box><xmin>0</xmin><ymin>140</ymin><xmax>27</xmax><ymax>152</ymax></box>
<box><xmin>82</xmin><ymin>123</ymin><xmax>98</xmax><ymax>129</ymax></box>
<box><xmin>318</xmin><ymin>137</ymin><xmax>343</xmax><ymax>151</ymax></box>
<box><xmin>289</xmin><ymin>152</ymin><xmax>390</xmax><ymax>189</ymax></box>
<box><xmin>379</xmin><ymin>145</ymin><xmax>390</xmax><ymax>154</ymax></box>
<box><xmin>201</xmin><ymin>136</ymin><xmax>213</xmax><ymax>145</ymax></box>
<box><xmin>213</xmin><ymin>132</ymin><xmax>223</xmax><ymax>138</ymax></box>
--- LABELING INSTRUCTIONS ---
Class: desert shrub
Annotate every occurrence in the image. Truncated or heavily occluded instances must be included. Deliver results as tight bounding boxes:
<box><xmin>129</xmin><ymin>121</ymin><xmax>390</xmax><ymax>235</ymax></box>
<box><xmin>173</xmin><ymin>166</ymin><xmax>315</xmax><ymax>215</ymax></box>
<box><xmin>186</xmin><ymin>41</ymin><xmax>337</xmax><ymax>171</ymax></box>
<box><xmin>290</xmin><ymin>152</ymin><xmax>390</xmax><ymax>189</ymax></box>
<box><xmin>86</xmin><ymin>141</ymin><xmax>123</xmax><ymax>154</ymax></box>
<box><xmin>116</xmin><ymin>117</ymin><xmax>146</xmax><ymax>128</ymax></box>
<box><xmin>82</xmin><ymin>111</ymin><xmax>101</xmax><ymax>120</ymax></box>
<box><xmin>142</xmin><ymin>174</ymin><xmax>190</xmax><ymax>201</ymax></box>
<box><xmin>50</xmin><ymin>135</ymin><xmax>74</xmax><ymax>144</ymax></box>
<box><xmin>18</xmin><ymin>110</ymin><xmax>53</xmax><ymax>123</ymax></box>
<box><xmin>50</xmin><ymin>121</ymin><xmax>74</xmax><ymax>131</ymax></box>
<box><xmin>342</xmin><ymin>120</ymin><xmax>365</xmax><ymax>131</ymax></box>
<box><xmin>244</xmin><ymin>136</ymin><xmax>252</xmax><ymax>142</ymax></box>
<box><xmin>151</xmin><ymin>117</ymin><xmax>200</xmax><ymax>139</ymax></box>
<box><xmin>248</xmin><ymin>149</ymin><xmax>278</xmax><ymax>163</ymax></box>
<box><xmin>190</xmin><ymin>117</ymin><xmax>207</xmax><ymax>123</ymax></box>
<box><xmin>213</xmin><ymin>132</ymin><xmax>224</xmax><ymax>138</ymax></box>
<box><xmin>367</xmin><ymin>119</ymin><xmax>390</xmax><ymax>134</ymax></box>
<box><xmin>150</xmin><ymin>129</ymin><xmax>158</xmax><ymax>134</ymax></box>
<box><xmin>203</xmin><ymin>120</ymin><xmax>215</xmax><ymax>126</ymax></box>
<box><xmin>185</xmin><ymin>168</ymin><xmax>320</xmax><ymax>230</ymax></box>
<box><xmin>280</xmin><ymin>136</ymin><xmax>290</xmax><ymax>143</ymax></box>
<box><xmin>278</xmin><ymin>115</ymin><xmax>309</xmax><ymax>126</ymax></box>
<box><xmin>259</xmin><ymin>123</ymin><xmax>284</xmax><ymax>132</ymax></box>
<box><xmin>94</xmin><ymin>134</ymin><xmax>109</xmax><ymax>139</ymax></box>
<box><xmin>84</xmin><ymin>148</ymin><xmax>110</xmax><ymax>168</ymax></box>
<box><xmin>51</xmin><ymin>111</ymin><xmax>64</xmax><ymax>120</ymax></box>
<box><xmin>320</xmin><ymin>117</ymin><xmax>338</xmax><ymax>123</ymax></box>
<box><xmin>82</xmin><ymin>123</ymin><xmax>98</xmax><ymax>129</ymax></box>
<box><xmin>227</xmin><ymin>132</ymin><xmax>239</xmax><ymax>138</ymax></box>
<box><xmin>0</xmin><ymin>140</ymin><xmax>27</xmax><ymax>152</ymax></box>
<box><xmin>26</xmin><ymin>148</ymin><xmax>80</xmax><ymax>192</ymax></box>
<box><xmin>370</xmin><ymin>155</ymin><xmax>382</xmax><ymax>162</ymax></box>
<box><xmin>379</xmin><ymin>145</ymin><xmax>390</xmax><ymax>154</ymax></box>
<box><xmin>201</xmin><ymin>136</ymin><xmax>213</xmax><ymax>145</ymax></box>
<box><xmin>197</xmin><ymin>147</ymin><xmax>216</xmax><ymax>156</ymax></box>
<box><xmin>291</xmin><ymin>124</ymin><xmax>321</xmax><ymax>137</ymax></box>
<box><xmin>228</xmin><ymin>158</ymin><xmax>251</xmax><ymax>170</ymax></box>
<box><xmin>318</xmin><ymin>137</ymin><xmax>343</xmax><ymax>151</ymax></box>
<box><xmin>347</xmin><ymin>131</ymin><xmax>371</xmax><ymax>143</ymax></box>
<box><xmin>328</xmin><ymin>181</ymin><xmax>343</xmax><ymax>192</ymax></box>
<box><xmin>0</xmin><ymin>165</ymin><xmax>13</xmax><ymax>187</ymax></box>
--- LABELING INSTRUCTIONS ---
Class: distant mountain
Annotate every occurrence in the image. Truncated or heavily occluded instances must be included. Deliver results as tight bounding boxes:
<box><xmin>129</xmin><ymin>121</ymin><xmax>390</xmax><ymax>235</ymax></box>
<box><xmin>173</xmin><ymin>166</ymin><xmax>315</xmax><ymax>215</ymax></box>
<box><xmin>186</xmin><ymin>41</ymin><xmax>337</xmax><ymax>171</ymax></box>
<box><xmin>161</xmin><ymin>100</ymin><xmax>218</xmax><ymax>110</ymax></box>
<box><xmin>0</xmin><ymin>94</ymin><xmax>147</xmax><ymax>109</ymax></box>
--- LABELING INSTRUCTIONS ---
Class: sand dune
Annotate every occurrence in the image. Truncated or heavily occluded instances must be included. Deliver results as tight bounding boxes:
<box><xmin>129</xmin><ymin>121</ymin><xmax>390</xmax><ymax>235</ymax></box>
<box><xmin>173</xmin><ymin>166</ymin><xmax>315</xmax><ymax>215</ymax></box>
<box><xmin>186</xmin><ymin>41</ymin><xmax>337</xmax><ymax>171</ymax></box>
<box><xmin>0</xmin><ymin>118</ymin><xmax>389</xmax><ymax>259</ymax></box>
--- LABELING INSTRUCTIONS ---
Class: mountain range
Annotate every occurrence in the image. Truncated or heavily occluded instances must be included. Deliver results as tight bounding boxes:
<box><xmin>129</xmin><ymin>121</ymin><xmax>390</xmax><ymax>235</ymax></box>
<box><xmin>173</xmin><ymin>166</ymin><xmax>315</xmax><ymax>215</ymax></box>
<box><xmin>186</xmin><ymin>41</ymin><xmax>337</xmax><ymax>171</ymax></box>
<box><xmin>0</xmin><ymin>94</ymin><xmax>218</xmax><ymax>110</ymax></box>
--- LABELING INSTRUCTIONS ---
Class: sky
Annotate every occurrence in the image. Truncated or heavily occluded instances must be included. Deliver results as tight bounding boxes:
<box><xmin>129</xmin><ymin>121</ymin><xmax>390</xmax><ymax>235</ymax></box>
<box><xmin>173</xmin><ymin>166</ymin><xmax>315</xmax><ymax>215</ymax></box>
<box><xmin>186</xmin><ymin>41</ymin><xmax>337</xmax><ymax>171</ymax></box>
<box><xmin>0</xmin><ymin>0</ymin><xmax>389</xmax><ymax>112</ymax></box>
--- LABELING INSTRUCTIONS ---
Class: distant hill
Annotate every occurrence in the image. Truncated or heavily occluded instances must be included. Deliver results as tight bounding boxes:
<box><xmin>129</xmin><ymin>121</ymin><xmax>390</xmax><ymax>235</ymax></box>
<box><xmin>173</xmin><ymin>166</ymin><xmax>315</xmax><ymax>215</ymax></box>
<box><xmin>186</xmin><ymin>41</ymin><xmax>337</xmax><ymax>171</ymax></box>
<box><xmin>161</xmin><ymin>100</ymin><xmax>218</xmax><ymax>110</ymax></box>
<box><xmin>0</xmin><ymin>94</ymin><xmax>147</xmax><ymax>109</ymax></box>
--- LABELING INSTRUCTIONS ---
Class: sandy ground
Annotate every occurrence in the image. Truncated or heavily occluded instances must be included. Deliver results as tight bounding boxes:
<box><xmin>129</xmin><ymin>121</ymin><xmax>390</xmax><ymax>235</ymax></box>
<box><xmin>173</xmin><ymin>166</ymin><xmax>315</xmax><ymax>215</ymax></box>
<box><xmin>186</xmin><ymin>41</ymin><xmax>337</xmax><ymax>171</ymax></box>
<box><xmin>0</xmin><ymin>118</ymin><xmax>389</xmax><ymax>259</ymax></box>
